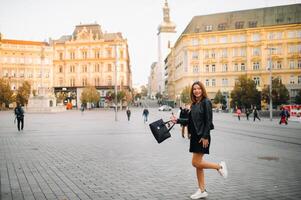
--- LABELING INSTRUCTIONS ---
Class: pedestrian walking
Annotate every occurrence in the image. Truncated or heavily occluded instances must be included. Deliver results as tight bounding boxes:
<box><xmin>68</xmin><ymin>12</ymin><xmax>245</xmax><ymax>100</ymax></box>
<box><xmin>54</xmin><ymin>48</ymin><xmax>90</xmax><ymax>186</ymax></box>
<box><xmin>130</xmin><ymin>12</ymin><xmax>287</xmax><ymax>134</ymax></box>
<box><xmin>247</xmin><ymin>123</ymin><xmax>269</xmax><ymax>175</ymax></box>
<box><xmin>236</xmin><ymin>108</ymin><xmax>241</xmax><ymax>120</ymax></box>
<box><xmin>246</xmin><ymin>109</ymin><xmax>250</xmax><ymax>120</ymax></box>
<box><xmin>171</xmin><ymin>81</ymin><xmax>228</xmax><ymax>199</ymax></box>
<box><xmin>253</xmin><ymin>106</ymin><xmax>261</xmax><ymax>121</ymax></box>
<box><xmin>142</xmin><ymin>108</ymin><xmax>149</xmax><ymax>123</ymax></box>
<box><xmin>80</xmin><ymin>104</ymin><xmax>85</xmax><ymax>115</ymax></box>
<box><xmin>279</xmin><ymin>107</ymin><xmax>288</xmax><ymax>125</ymax></box>
<box><xmin>14</xmin><ymin>103</ymin><xmax>24</xmax><ymax>131</ymax></box>
<box><xmin>126</xmin><ymin>108</ymin><xmax>131</xmax><ymax>121</ymax></box>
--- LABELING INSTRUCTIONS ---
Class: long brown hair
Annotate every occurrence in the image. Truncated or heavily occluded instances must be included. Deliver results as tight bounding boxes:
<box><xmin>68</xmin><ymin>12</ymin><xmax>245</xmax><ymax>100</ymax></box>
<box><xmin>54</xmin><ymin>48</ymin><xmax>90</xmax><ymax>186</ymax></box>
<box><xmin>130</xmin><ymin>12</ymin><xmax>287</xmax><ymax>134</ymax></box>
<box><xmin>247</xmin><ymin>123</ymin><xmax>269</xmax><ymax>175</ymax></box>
<box><xmin>190</xmin><ymin>81</ymin><xmax>208</xmax><ymax>104</ymax></box>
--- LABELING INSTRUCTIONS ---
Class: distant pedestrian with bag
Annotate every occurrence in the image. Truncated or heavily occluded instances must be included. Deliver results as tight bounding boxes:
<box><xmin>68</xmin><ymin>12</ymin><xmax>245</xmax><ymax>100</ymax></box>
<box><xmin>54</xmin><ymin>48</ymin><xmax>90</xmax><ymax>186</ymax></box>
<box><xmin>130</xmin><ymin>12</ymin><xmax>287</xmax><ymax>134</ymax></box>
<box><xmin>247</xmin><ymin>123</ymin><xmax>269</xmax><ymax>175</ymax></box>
<box><xmin>142</xmin><ymin>108</ymin><xmax>149</xmax><ymax>123</ymax></box>
<box><xmin>253</xmin><ymin>106</ymin><xmax>261</xmax><ymax>121</ymax></box>
<box><xmin>246</xmin><ymin>109</ymin><xmax>250</xmax><ymax>120</ymax></box>
<box><xmin>236</xmin><ymin>108</ymin><xmax>241</xmax><ymax>121</ymax></box>
<box><xmin>14</xmin><ymin>103</ymin><xmax>24</xmax><ymax>131</ymax></box>
<box><xmin>171</xmin><ymin>81</ymin><xmax>228</xmax><ymax>199</ymax></box>
<box><xmin>126</xmin><ymin>107</ymin><xmax>131</xmax><ymax>121</ymax></box>
<box><xmin>279</xmin><ymin>107</ymin><xmax>288</xmax><ymax>125</ymax></box>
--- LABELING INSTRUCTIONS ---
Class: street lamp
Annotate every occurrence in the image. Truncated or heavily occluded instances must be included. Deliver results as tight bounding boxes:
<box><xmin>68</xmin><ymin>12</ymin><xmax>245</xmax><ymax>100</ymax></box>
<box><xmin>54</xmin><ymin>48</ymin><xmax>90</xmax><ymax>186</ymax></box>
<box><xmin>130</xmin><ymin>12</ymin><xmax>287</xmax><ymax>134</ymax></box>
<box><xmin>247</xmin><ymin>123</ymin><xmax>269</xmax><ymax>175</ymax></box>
<box><xmin>114</xmin><ymin>45</ymin><xmax>119</xmax><ymax>121</ymax></box>
<box><xmin>266</xmin><ymin>47</ymin><xmax>276</xmax><ymax>121</ymax></box>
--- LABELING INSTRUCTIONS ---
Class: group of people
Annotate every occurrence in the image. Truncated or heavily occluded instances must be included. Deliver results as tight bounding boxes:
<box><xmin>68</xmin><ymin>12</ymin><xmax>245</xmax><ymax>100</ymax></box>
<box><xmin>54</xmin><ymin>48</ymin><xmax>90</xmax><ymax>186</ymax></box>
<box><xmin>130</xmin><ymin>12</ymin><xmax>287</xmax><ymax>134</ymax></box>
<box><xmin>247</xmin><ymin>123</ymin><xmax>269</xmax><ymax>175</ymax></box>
<box><xmin>236</xmin><ymin>107</ymin><xmax>261</xmax><ymax>121</ymax></box>
<box><xmin>125</xmin><ymin>107</ymin><xmax>149</xmax><ymax>123</ymax></box>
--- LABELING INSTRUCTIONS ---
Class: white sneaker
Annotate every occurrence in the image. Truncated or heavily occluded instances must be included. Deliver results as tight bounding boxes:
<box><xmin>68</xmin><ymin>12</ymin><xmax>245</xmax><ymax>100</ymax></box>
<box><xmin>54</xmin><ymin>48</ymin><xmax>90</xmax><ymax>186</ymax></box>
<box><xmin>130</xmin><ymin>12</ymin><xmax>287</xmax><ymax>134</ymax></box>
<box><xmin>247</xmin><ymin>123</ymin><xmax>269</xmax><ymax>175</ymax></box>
<box><xmin>218</xmin><ymin>161</ymin><xmax>228</xmax><ymax>178</ymax></box>
<box><xmin>190</xmin><ymin>189</ymin><xmax>208</xmax><ymax>199</ymax></box>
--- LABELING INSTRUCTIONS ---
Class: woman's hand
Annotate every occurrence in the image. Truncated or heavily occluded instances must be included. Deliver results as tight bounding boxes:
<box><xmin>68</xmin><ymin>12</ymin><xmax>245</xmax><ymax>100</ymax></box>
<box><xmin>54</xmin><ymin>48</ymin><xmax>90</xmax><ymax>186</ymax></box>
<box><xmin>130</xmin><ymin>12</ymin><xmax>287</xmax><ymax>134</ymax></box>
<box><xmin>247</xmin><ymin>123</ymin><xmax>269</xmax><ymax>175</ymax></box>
<box><xmin>170</xmin><ymin>114</ymin><xmax>177</xmax><ymax>124</ymax></box>
<box><xmin>199</xmin><ymin>138</ymin><xmax>209</xmax><ymax>148</ymax></box>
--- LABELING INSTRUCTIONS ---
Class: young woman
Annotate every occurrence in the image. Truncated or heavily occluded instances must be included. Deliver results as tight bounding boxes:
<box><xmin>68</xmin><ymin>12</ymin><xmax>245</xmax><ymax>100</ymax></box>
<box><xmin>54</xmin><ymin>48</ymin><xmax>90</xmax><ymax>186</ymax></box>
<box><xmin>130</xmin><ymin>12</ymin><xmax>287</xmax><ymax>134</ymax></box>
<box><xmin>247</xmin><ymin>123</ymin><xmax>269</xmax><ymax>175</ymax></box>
<box><xmin>171</xmin><ymin>81</ymin><xmax>228</xmax><ymax>199</ymax></box>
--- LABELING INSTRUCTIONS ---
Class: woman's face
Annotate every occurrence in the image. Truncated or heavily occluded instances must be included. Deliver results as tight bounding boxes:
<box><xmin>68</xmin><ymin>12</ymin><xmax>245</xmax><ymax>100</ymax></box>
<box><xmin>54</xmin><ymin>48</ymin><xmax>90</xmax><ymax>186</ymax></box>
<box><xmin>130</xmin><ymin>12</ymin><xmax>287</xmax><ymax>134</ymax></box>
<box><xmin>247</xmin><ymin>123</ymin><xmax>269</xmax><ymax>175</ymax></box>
<box><xmin>193</xmin><ymin>84</ymin><xmax>203</xmax><ymax>99</ymax></box>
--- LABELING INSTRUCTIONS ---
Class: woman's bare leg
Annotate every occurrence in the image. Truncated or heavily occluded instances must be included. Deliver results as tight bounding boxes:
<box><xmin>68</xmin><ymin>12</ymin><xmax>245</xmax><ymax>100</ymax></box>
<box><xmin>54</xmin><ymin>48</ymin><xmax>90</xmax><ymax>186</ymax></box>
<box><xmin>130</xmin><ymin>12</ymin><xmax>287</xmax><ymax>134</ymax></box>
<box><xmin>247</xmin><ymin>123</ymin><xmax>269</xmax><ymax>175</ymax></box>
<box><xmin>192</xmin><ymin>153</ymin><xmax>221</xmax><ymax>191</ymax></box>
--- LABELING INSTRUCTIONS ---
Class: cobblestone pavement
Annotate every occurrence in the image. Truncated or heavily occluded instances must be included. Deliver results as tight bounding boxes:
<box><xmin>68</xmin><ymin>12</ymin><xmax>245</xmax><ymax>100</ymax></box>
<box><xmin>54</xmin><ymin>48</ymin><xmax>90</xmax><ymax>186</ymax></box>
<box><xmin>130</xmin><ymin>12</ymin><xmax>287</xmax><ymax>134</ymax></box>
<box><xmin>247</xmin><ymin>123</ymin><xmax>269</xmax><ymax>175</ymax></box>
<box><xmin>0</xmin><ymin>108</ymin><xmax>301</xmax><ymax>200</ymax></box>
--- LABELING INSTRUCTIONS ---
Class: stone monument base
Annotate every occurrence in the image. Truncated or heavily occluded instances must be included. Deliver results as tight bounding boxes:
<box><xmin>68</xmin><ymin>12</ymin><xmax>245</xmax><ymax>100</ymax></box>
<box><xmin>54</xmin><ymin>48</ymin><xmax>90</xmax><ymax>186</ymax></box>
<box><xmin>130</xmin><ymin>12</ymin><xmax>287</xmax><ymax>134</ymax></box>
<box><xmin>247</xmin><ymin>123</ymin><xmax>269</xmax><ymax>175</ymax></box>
<box><xmin>26</xmin><ymin>95</ymin><xmax>65</xmax><ymax>113</ymax></box>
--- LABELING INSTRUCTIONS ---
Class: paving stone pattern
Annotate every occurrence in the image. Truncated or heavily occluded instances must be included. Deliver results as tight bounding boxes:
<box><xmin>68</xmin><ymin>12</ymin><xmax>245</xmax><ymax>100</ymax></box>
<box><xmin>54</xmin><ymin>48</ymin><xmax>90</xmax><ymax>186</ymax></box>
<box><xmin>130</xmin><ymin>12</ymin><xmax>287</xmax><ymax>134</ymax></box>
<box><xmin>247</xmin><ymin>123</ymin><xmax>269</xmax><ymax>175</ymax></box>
<box><xmin>0</xmin><ymin>108</ymin><xmax>301</xmax><ymax>200</ymax></box>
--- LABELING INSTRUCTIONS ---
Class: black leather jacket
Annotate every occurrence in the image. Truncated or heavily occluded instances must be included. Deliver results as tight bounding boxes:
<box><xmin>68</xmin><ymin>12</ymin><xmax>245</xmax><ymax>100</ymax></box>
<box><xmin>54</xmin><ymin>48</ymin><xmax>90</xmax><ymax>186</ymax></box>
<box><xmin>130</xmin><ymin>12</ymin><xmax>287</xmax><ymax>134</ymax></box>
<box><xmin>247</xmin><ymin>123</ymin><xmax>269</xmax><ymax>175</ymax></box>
<box><xmin>177</xmin><ymin>98</ymin><xmax>213</xmax><ymax>139</ymax></box>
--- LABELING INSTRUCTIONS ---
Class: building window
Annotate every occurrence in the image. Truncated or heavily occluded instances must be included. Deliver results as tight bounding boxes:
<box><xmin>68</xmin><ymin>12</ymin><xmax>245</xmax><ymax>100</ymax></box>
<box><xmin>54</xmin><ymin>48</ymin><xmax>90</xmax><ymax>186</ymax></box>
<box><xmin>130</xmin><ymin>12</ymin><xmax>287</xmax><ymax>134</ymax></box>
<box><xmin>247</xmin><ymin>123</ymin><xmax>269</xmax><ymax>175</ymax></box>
<box><xmin>204</xmin><ymin>50</ymin><xmax>209</xmax><ymax>59</ymax></box>
<box><xmin>253</xmin><ymin>62</ymin><xmax>260</xmax><ymax>70</ymax></box>
<box><xmin>220</xmin><ymin>36</ymin><xmax>227</xmax><ymax>44</ymax></box>
<box><xmin>212</xmin><ymin>79</ymin><xmax>216</xmax><ymax>86</ymax></box>
<box><xmin>82</xmin><ymin>51</ymin><xmax>88</xmax><ymax>59</ymax></box>
<box><xmin>235</xmin><ymin>21</ymin><xmax>244</xmax><ymax>29</ymax></box>
<box><xmin>95</xmin><ymin>50</ymin><xmax>100</xmax><ymax>59</ymax></box>
<box><xmin>95</xmin><ymin>77</ymin><xmax>100</xmax><ymax>86</ymax></box>
<box><xmin>107</xmin><ymin>49</ymin><xmax>112</xmax><ymax>57</ymax></box>
<box><xmin>70</xmin><ymin>78</ymin><xmax>75</xmax><ymax>87</ymax></box>
<box><xmin>298</xmin><ymin>76</ymin><xmax>301</xmax><ymax>84</ymax></box>
<box><xmin>212</xmin><ymin>64</ymin><xmax>216</xmax><ymax>72</ymax></box>
<box><xmin>298</xmin><ymin>60</ymin><xmax>301</xmax><ymax>69</ymax></box>
<box><xmin>119</xmin><ymin>50</ymin><xmax>124</xmax><ymax>58</ymax></box>
<box><xmin>222</xmin><ymin>78</ymin><xmax>228</xmax><ymax>86</ymax></box>
<box><xmin>205</xmin><ymin>65</ymin><xmax>209</xmax><ymax>72</ymax></box>
<box><xmin>82</xmin><ymin>65</ymin><xmax>88</xmax><ymax>73</ymax></box>
<box><xmin>248</xmin><ymin>21</ymin><xmax>257</xmax><ymax>28</ymax></box>
<box><xmin>192</xmin><ymin>51</ymin><xmax>199</xmax><ymax>59</ymax></box>
<box><xmin>205</xmin><ymin>79</ymin><xmax>209</xmax><ymax>86</ymax></box>
<box><xmin>289</xmin><ymin>60</ymin><xmax>295</xmax><ymax>69</ymax></box>
<box><xmin>222</xmin><ymin>64</ymin><xmax>228</xmax><ymax>72</ymax></box>
<box><xmin>193</xmin><ymin>66</ymin><xmax>199</xmax><ymax>73</ymax></box>
<box><xmin>210</xmin><ymin>37</ymin><xmax>217</xmax><ymax>44</ymax></box>
<box><xmin>70</xmin><ymin>65</ymin><xmax>75</xmax><ymax>73</ymax></box>
<box><xmin>120</xmin><ymin>64</ymin><xmax>124</xmax><ymax>72</ymax></box>
<box><xmin>288</xmin><ymin>31</ymin><xmax>295</xmax><ymax>38</ymax></box>
<box><xmin>192</xmin><ymin>38</ymin><xmax>199</xmax><ymax>46</ymax></box>
<box><xmin>211</xmin><ymin>50</ymin><xmax>216</xmax><ymax>59</ymax></box>
<box><xmin>241</xmin><ymin>63</ymin><xmax>245</xmax><ymax>71</ymax></box>
<box><xmin>277</xmin><ymin>61</ymin><xmax>282</xmax><ymax>69</ymax></box>
<box><xmin>252</xmin><ymin>33</ymin><xmax>261</xmax><ymax>41</ymax></box>
<box><xmin>59</xmin><ymin>52</ymin><xmax>63</xmax><ymax>60</ymax></box>
<box><xmin>108</xmin><ymin>64</ymin><xmax>112</xmax><ymax>72</ymax></box>
<box><xmin>95</xmin><ymin>64</ymin><xmax>100</xmax><ymax>72</ymax></box>
<box><xmin>234</xmin><ymin>63</ymin><xmax>238</xmax><ymax>71</ymax></box>
<box><xmin>205</xmin><ymin>25</ymin><xmax>213</xmax><ymax>32</ymax></box>
<box><xmin>59</xmin><ymin>66</ymin><xmax>63</xmax><ymax>73</ymax></box>
<box><xmin>253</xmin><ymin>77</ymin><xmax>260</xmax><ymax>86</ymax></box>
<box><xmin>107</xmin><ymin>76</ymin><xmax>112</xmax><ymax>86</ymax></box>
<box><xmin>59</xmin><ymin>78</ymin><xmax>63</xmax><ymax>86</ymax></box>
<box><xmin>218</xmin><ymin>23</ymin><xmax>227</xmax><ymax>31</ymax></box>
<box><xmin>82</xmin><ymin>78</ymin><xmax>87</xmax><ymax>86</ymax></box>
<box><xmin>253</xmin><ymin>47</ymin><xmax>260</xmax><ymax>56</ymax></box>
<box><xmin>290</xmin><ymin>75</ymin><xmax>295</xmax><ymax>84</ymax></box>
<box><xmin>240</xmin><ymin>48</ymin><xmax>246</xmax><ymax>57</ymax></box>
<box><xmin>221</xmin><ymin>49</ymin><xmax>227</xmax><ymax>58</ymax></box>
<box><xmin>70</xmin><ymin>52</ymin><xmax>75</xmax><ymax>60</ymax></box>
<box><xmin>233</xmin><ymin>48</ymin><xmax>238</xmax><ymax>57</ymax></box>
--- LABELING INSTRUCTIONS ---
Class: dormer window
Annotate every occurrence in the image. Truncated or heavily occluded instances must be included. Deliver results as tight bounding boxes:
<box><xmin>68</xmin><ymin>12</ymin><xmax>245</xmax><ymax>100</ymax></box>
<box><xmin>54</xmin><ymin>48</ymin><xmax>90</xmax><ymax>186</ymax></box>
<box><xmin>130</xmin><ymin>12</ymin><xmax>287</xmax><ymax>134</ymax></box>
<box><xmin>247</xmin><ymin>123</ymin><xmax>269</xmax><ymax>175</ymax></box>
<box><xmin>248</xmin><ymin>21</ymin><xmax>257</xmax><ymax>28</ymax></box>
<box><xmin>235</xmin><ymin>21</ymin><xmax>244</xmax><ymax>29</ymax></box>
<box><xmin>218</xmin><ymin>23</ymin><xmax>227</xmax><ymax>31</ymax></box>
<box><xmin>205</xmin><ymin>25</ymin><xmax>213</xmax><ymax>32</ymax></box>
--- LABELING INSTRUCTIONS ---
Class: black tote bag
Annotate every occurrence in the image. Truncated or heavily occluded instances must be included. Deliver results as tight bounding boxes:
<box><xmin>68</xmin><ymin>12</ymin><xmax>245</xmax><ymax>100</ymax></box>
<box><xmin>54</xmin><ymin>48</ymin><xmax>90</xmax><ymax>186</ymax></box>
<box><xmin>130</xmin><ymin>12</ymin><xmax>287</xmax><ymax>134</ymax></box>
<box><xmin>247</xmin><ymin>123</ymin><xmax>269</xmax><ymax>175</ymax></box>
<box><xmin>149</xmin><ymin>119</ymin><xmax>175</xmax><ymax>143</ymax></box>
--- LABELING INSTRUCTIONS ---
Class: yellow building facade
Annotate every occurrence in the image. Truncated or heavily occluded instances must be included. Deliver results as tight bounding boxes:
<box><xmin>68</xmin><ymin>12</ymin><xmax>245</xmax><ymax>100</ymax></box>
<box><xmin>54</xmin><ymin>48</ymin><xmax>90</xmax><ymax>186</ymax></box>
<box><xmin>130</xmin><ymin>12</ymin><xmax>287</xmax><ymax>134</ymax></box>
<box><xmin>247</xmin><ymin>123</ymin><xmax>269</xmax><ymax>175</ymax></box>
<box><xmin>0</xmin><ymin>34</ymin><xmax>53</xmax><ymax>92</ymax></box>
<box><xmin>166</xmin><ymin>4</ymin><xmax>301</xmax><ymax>106</ymax></box>
<box><xmin>52</xmin><ymin>24</ymin><xmax>132</xmax><ymax>107</ymax></box>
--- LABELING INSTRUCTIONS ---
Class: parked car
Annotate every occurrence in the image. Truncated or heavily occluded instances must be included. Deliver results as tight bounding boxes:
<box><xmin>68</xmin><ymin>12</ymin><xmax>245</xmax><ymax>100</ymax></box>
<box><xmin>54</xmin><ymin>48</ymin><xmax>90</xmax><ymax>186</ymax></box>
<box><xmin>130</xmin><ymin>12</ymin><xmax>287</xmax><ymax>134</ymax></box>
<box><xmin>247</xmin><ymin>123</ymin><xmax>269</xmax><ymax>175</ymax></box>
<box><xmin>158</xmin><ymin>105</ymin><xmax>172</xmax><ymax>111</ymax></box>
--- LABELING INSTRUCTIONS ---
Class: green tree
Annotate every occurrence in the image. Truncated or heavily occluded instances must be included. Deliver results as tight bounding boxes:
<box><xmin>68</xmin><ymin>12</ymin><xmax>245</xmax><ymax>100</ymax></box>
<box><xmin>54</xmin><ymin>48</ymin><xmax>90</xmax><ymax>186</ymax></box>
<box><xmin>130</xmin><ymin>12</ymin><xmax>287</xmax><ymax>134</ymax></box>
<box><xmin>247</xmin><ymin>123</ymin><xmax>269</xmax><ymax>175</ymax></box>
<box><xmin>16</xmin><ymin>81</ymin><xmax>31</xmax><ymax>106</ymax></box>
<box><xmin>261</xmin><ymin>78</ymin><xmax>289</xmax><ymax>108</ymax></box>
<box><xmin>295</xmin><ymin>90</ymin><xmax>301</xmax><ymax>104</ymax></box>
<box><xmin>155</xmin><ymin>92</ymin><xmax>163</xmax><ymax>100</ymax></box>
<box><xmin>80</xmin><ymin>86</ymin><xmax>100</xmax><ymax>105</ymax></box>
<box><xmin>213</xmin><ymin>90</ymin><xmax>226</xmax><ymax>105</ymax></box>
<box><xmin>140</xmin><ymin>85</ymin><xmax>148</xmax><ymax>97</ymax></box>
<box><xmin>0</xmin><ymin>78</ymin><xmax>13</xmax><ymax>108</ymax></box>
<box><xmin>56</xmin><ymin>92</ymin><xmax>67</xmax><ymax>104</ymax></box>
<box><xmin>230</xmin><ymin>75</ymin><xmax>261</xmax><ymax>109</ymax></box>
<box><xmin>180</xmin><ymin>85</ymin><xmax>191</xmax><ymax>104</ymax></box>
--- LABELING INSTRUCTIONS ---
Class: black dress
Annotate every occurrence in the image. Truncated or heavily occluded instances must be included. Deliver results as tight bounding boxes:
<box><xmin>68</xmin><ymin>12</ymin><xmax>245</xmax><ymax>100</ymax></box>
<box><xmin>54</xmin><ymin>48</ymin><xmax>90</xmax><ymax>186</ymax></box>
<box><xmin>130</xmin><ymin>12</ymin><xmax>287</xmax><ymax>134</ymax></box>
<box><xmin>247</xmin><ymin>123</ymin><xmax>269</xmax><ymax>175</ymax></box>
<box><xmin>189</xmin><ymin>102</ymin><xmax>211</xmax><ymax>154</ymax></box>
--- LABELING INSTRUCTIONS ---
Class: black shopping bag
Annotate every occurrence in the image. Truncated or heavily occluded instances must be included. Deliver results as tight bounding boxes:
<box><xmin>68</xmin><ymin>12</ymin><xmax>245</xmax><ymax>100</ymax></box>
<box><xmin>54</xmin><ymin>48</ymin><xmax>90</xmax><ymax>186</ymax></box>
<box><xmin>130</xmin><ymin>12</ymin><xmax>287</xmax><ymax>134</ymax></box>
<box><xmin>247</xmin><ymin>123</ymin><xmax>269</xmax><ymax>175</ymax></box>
<box><xmin>149</xmin><ymin>119</ymin><xmax>175</xmax><ymax>143</ymax></box>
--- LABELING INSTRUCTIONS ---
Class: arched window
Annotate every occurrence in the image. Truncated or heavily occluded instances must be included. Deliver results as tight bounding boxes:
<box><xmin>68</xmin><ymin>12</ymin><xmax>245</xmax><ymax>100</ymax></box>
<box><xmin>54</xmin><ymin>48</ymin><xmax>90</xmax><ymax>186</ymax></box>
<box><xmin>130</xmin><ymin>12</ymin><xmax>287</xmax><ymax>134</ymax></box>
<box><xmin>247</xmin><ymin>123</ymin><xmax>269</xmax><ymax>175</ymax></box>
<box><xmin>107</xmin><ymin>76</ymin><xmax>112</xmax><ymax>86</ymax></box>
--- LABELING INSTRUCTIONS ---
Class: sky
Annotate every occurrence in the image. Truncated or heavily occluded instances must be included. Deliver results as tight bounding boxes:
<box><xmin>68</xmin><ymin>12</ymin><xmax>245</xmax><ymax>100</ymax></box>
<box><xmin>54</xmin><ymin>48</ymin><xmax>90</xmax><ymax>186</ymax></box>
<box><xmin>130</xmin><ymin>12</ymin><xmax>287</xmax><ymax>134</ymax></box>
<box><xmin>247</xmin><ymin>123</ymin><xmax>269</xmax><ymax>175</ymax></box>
<box><xmin>0</xmin><ymin>0</ymin><xmax>300</xmax><ymax>87</ymax></box>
